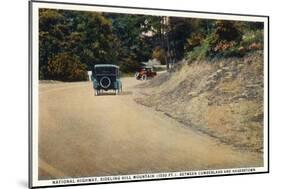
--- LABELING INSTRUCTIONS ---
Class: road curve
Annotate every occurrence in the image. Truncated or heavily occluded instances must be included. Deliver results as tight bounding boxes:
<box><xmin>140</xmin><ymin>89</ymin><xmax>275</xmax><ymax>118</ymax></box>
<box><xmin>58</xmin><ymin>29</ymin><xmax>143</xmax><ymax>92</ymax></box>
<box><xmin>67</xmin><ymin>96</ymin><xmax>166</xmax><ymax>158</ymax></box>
<box><xmin>38</xmin><ymin>77</ymin><xmax>263</xmax><ymax>179</ymax></box>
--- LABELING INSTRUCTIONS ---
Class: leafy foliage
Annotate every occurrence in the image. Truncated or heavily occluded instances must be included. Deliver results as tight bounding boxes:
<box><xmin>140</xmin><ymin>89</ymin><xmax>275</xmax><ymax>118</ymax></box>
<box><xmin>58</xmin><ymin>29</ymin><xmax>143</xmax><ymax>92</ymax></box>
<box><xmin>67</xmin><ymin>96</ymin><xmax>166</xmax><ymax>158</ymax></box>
<box><xmin>39</xmin><ymin>9</ymin><xmax>264</xmax><ymax>80</ymax></box>
<box><xmin>47</xmin><ymin>53</ymin><xmax>87</xmax><ymax>81</ymax></box>
<box><xmin>152</xmin><ymin>46</ymin><xmax>166</xmax><ymax>65</ymax></box>
<box><xmin>119</xmin><ymin>58</ymin><xmax>140</xmax><ymax>73</ymax></box>
<box><xmin>184</xmin><ymin>20</ymin><xmax>264</xmax><ymax>62</ymax></box>
<box><xmin>39</xmin><ymin>9</ymin><xmax>118</xmax><ymax>80</ymax></box>
<box><xmin>241</xmin><ymin>30</ymin><xmax>263</xmax><ymax>50</ymax></box>
<box><xmin>186</xmin><ymin>37</ymin><xmax>211</xmax><ymax>62</ymax></box>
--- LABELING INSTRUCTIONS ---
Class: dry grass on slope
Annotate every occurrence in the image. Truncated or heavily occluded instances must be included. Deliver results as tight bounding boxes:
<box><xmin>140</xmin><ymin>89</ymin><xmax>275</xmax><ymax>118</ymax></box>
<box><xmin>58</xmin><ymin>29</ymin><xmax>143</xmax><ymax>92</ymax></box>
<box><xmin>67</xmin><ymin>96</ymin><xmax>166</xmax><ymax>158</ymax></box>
<box><xmin>135</xmin><ymin>51</ymin><xmax>264</xmax><ymax>153</ymax></box>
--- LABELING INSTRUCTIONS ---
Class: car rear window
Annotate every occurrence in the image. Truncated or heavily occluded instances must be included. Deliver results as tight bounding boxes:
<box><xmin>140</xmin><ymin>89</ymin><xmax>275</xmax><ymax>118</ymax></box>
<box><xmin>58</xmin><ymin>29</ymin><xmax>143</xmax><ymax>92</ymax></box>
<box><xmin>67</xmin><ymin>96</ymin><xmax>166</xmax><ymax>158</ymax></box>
<box><xmin>95</xmin><ymin>67</ymin><xmax>117</xmax><ymax>75</ymax></box>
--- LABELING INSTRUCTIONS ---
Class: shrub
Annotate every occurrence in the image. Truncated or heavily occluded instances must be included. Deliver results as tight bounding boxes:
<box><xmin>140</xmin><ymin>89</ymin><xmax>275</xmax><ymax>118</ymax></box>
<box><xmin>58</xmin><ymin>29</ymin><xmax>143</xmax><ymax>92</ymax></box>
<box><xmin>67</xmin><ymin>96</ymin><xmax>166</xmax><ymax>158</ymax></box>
<box><xmin>119</xmin><ymin>58</ymin><xmax>140</xmax><ymax>73</ymax></box>
<box><xmin>241</xmin><ymin>30</ymin><xmax>263</xmax><ymax>51</ymax></box>
<box><xmin>220</xmin><ymin>45</ymin><xmax>245</xmax><ymax>58</ymax></box>
<box><xmin>47</xmin><ymin>53</ymin><xmax>87</xmax><ymax>81</ymax></box>
<box><xmin>152</xmin><ymin>46</ymin><xmax>167</xmax><ymax>65</ymax></box>
<box><xmin>186</xmin><ymin>36</ymin><xmax>211</xmax><ymax>62</ymax></box>
<box><xmin>186</xmin><ymin>33</ymin><xmax>205</xmax><ymax>50</ymax></box>
<box><xmin>214</xmin><ymin>21</ymin><xmax>243</xmax><ymax>42</ymax></box>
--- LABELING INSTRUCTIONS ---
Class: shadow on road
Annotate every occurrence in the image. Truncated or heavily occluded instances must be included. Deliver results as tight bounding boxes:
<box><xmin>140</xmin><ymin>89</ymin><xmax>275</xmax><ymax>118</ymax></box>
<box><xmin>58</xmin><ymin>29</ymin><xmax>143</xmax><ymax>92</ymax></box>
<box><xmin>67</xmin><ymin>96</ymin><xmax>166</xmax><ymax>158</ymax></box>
<box><xmin>95</xmin><ymin>91</ymin><xmax>133</xmax><ymax>96</ymax></box>
<box><xmin>121</xmin><ymin>91</ymin><xmax>133</xmax><ymax>95</ymax></box>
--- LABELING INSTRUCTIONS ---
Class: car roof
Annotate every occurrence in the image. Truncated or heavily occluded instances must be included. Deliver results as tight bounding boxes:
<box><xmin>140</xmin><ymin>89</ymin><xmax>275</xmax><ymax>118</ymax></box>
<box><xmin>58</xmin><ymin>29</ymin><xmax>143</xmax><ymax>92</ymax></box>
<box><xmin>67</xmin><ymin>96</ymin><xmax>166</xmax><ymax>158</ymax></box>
<box><xmin>94</xmin><ymin>64</ymin><xmax>119</xmax><ymax>68</ymax></box>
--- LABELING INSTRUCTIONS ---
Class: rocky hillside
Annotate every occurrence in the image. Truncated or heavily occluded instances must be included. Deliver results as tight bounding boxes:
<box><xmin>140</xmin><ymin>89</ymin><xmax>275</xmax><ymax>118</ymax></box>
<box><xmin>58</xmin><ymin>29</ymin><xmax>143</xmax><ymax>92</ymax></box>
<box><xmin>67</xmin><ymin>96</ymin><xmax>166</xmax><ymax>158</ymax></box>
<box><xmin>135</xmin><ymin>51</ymin><xmax>264</xmax><ymax>153</ymax></box>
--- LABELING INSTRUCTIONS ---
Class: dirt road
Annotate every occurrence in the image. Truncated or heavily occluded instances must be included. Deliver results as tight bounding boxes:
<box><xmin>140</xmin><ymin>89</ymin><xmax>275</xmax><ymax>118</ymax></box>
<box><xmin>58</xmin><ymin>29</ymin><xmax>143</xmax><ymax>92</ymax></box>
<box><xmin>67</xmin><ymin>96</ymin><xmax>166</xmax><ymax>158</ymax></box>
<box><xmin>38</xmin><ymin>77</ymin><xmax>262</xmax><ymax>180</ymax></box>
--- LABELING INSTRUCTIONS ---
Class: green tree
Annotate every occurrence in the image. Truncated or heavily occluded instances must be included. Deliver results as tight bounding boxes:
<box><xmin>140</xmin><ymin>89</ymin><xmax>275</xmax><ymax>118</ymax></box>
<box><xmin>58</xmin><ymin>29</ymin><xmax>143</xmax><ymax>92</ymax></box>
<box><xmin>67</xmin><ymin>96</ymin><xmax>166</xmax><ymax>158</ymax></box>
<box><xmin>39</xmin><ymin>9</ymin><xmax>118</xmax><ymax>80</ymax></box>
<box><xmin>47</xmin><ymin>53</ymin><xmax>87</xmax><ymax>81</ymax></box>
<box><xmin>119</xmin><ymin>57</ymin><xmax>140</xmax><ymax>73</ymax></box>
<box><xmin>110</xmin><ymin>14</ymin><xmax>158</xmax><ymax>68</ymax></box>
<box><xmin>152</xmin><ymin>46</ymin><xmax>166</xmax><ymax>65</ymax></box>
<box><xmin>68</xmin><ymin>11</ymin><xmax>118</xmax><ymax>69</ymax></box>
<box><xmin>39</xmin><ymin>9</ymin><xmax>66</xmax><ymax>79</ymax></box>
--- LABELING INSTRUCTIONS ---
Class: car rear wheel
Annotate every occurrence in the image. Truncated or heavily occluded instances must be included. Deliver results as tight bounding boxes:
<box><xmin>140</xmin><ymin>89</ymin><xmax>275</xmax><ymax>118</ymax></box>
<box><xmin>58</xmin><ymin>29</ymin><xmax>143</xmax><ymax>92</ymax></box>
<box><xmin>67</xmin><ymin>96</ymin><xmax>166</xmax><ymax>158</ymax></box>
<box><xmin>141</xmin><ymin>74</ymin><xmax>147</xmax><ymax>81</ymax></box>
<box><xmin>94</xmin><ymin>89</ymin><xmax>99</xmax><ymax>96</ymax></box>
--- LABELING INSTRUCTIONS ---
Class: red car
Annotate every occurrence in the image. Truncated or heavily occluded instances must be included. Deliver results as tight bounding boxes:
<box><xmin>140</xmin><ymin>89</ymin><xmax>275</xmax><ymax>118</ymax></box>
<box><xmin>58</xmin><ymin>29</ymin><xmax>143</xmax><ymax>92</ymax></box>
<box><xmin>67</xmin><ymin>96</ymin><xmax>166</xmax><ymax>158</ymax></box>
<box><xmin>135</xmin><ymin>67</ymin><xmax>157</xmax><ymax>80</ymax></box>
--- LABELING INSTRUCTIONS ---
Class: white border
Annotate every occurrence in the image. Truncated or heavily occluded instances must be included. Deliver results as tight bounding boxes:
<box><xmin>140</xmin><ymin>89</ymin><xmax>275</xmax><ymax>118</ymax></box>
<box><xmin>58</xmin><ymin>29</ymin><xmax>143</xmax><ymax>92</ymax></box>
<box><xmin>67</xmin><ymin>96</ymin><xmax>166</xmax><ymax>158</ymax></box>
<box><xmin>31</xmin><ymin>1</ymin><xmax>269</xmax><ymax>187</ymax></box>
<box><xmin>33</xmin><ymin>167</ymin><xmax>265</xmax><ymax>187</ymax></box>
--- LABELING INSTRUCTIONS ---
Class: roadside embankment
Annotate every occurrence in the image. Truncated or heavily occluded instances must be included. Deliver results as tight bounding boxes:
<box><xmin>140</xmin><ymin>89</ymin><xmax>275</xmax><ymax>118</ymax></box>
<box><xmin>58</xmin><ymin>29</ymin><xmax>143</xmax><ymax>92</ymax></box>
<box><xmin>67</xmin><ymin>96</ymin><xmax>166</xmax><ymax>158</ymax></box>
<box><xmin>135</xmin><ymin>51</ymin><xmax>264</xmax><ymax>153</ymax></box>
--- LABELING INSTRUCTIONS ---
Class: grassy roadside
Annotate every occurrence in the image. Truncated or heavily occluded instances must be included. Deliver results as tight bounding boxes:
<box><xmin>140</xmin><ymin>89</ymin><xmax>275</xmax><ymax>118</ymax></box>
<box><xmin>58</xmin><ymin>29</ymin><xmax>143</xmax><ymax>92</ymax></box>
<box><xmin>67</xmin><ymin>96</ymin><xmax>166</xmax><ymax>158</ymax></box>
<box><xmin>134</xmin><ymin>51</ymin><xmax>264</xmax><ymax>153</ymax></box>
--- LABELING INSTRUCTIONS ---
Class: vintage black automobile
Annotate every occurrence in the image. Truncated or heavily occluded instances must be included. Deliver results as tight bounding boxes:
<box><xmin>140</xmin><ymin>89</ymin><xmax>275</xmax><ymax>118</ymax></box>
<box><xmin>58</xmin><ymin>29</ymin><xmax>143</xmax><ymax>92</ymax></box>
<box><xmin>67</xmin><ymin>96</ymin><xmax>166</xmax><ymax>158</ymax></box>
<box><xmin>92</xmin><ymin>64</ymin><xmax>122</xmax><ymax>96</ymax></box>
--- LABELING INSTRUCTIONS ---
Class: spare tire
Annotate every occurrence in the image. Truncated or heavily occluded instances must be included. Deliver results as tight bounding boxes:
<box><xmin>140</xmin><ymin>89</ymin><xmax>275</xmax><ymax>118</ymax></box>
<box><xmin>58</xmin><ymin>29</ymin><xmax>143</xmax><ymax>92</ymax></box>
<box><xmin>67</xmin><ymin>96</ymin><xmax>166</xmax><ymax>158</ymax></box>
<box><xmin>100</xmin><ymin>76</ymin><xmax>111</xmax><ymax>88</ymax></box>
